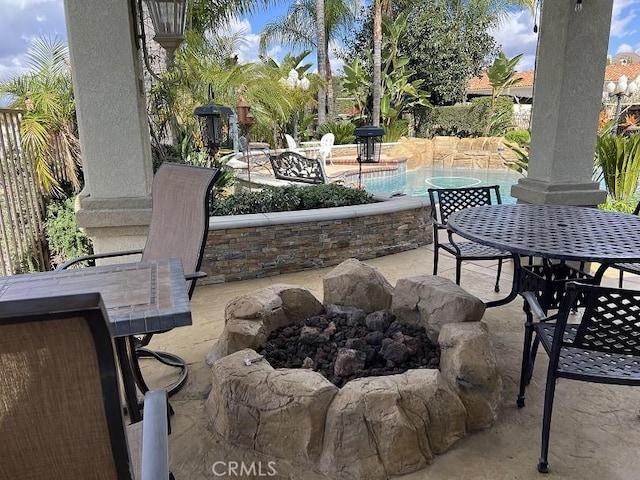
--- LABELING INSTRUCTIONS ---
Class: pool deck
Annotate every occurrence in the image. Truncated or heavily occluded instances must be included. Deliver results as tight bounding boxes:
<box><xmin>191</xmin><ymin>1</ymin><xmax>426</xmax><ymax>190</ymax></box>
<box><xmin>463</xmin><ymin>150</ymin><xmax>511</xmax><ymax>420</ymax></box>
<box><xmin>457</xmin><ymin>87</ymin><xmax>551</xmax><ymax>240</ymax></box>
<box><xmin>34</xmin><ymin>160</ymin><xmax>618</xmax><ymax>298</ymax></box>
<box><xmin>142</xmin><ymin>245</ymin><xmax>640</xmax><ymax>480</ymax></box>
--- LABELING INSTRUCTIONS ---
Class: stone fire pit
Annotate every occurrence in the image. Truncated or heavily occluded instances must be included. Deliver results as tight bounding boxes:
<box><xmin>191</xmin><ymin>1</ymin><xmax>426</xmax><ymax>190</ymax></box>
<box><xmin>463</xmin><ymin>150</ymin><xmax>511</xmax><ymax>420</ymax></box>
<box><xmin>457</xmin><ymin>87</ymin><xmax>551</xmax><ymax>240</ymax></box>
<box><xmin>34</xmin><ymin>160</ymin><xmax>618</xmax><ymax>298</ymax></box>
<box><xmin>205</xmin><ymin>259</ymin><xmax>502</xmax><ymax>480</ymax></box>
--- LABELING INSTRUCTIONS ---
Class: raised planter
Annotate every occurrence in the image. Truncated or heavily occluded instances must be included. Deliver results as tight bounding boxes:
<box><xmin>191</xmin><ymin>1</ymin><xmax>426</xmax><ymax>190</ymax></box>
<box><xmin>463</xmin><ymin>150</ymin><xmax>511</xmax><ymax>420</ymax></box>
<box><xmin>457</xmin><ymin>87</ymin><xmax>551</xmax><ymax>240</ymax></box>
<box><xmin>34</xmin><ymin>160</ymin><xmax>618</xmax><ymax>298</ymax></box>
<box><xmin>200</xmin><ymin>195</ymin><xmax>432</xmax><ymax>284</ymax></box>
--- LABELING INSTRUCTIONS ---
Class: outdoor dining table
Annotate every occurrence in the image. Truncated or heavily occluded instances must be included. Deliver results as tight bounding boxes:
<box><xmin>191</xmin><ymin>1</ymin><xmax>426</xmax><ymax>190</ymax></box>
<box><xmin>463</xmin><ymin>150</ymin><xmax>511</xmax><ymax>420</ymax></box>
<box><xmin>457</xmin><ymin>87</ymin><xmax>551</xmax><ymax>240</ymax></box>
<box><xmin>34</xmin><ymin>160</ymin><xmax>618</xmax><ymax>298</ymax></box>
<box><xmin>446</xmin><ymin>204</ymin><xmax>640</xmax><ymax>308</ymax></box>
<box><xmin>0</xmin><ymin>257</ymin><xmax>191</xmax><ymax>422</ymax></box>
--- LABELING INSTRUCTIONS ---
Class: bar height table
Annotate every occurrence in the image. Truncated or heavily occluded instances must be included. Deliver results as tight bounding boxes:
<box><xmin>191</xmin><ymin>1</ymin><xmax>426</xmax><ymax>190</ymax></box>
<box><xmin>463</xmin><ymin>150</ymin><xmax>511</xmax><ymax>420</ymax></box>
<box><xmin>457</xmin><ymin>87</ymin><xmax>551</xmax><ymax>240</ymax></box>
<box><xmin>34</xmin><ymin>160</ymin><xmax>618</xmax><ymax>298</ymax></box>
<box><xmin>0</xmin><ymin>258</ymin><xmax>191</xmax><ymax>421</ymax></box>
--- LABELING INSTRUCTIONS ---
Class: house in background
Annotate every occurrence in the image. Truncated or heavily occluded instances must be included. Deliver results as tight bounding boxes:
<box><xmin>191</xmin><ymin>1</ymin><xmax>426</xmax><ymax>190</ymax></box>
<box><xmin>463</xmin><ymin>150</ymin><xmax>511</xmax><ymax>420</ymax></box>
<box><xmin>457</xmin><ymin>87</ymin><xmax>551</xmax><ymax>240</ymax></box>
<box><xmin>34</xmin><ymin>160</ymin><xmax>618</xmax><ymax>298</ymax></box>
<box><xmin>465</xmin><ymin>63</ymin><xmax>640</xmax><ymax>129</ymax></box>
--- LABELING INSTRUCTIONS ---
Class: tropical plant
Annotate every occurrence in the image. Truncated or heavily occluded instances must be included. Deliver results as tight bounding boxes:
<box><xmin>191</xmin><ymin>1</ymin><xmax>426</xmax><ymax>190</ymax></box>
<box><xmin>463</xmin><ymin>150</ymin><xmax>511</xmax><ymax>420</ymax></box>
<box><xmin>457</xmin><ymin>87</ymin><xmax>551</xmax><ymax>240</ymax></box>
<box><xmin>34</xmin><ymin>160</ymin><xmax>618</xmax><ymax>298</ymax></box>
<box><xmin>318</xmin><ymin>120</ymin><xmax>356</xmax><ymax>144</ymax></box>
<box><xmin>0</xmin><ymin>37</ymin><xmax>81</xmax><ymax>195</ymax></box>
<box><xmin>484</xmin><ymin>51</ymin><xmax>523</xmax><ymax>135</ymax></box>
<box><xmin>259</xmin><ymin>0</ymin><xmax>359</xmax><ymax>123</ymax></box>
<box><xmin>342</xmin><ymin>14</ymin><xmax>430</xmax><ymax>129</ymax></box>
<box><xmin>595</xmin><ymin>133</ymin><xmax>640</xmax><ymax>203</ymax></box>
<box><xmin>503</xmin><ymin>128</ymin><xmax>530</xmax><ymax>175</ymax></box>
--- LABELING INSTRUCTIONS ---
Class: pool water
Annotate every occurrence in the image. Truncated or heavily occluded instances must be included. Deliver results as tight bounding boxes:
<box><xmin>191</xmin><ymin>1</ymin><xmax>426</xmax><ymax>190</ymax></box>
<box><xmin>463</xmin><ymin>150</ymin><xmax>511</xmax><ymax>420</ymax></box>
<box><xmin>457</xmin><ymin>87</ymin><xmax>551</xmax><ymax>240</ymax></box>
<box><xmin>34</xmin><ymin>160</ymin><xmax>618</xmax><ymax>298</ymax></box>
<box><xmin>364</xmin><ymin>167</ymin><xmax>523</xmax><ymax>204</ymax></box>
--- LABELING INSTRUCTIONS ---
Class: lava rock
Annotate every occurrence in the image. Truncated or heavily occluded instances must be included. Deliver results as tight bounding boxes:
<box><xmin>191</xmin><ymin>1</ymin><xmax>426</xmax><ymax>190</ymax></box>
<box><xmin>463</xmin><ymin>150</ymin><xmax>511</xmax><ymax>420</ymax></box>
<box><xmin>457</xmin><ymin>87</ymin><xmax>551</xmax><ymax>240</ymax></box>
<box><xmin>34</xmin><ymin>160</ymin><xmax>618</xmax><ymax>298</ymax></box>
<box><xmin>334</xmin><ymin>348</ymin><xmax>367</xmax><ymax>377</ymax></box>
<box><xmin>365</xmin><ymin>310</ymin><xmax>394</xmax><ymax>332</ymax></box>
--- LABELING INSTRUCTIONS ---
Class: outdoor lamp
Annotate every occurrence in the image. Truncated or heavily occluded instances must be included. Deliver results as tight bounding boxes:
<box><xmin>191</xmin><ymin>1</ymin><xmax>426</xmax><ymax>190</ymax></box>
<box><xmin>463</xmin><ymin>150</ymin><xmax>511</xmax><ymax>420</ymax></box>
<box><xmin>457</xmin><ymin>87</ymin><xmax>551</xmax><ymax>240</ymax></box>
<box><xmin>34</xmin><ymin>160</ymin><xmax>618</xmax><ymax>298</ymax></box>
<box><xmin>607</xmin><ymin>74</ymin><xmax>638</xmax><ymax>134</ymax></box>
<box><xmin>236</xmin><ymin>96</ymin><xmax>255</xmax><ymax>135</ymax></box>
<box><xmin>354</xmin><ymin>125</ymin><xmax>384</xmax><ymax>188</ymax></box>
<box><xmin>194</xmin><ymin>103</ymin><xmax>234</xmax><ymax>159</ymax></box>
<box><xmin>136</xmin><ymin>0</ymin><xmax>189</xmax><ymax>82</ymax></box>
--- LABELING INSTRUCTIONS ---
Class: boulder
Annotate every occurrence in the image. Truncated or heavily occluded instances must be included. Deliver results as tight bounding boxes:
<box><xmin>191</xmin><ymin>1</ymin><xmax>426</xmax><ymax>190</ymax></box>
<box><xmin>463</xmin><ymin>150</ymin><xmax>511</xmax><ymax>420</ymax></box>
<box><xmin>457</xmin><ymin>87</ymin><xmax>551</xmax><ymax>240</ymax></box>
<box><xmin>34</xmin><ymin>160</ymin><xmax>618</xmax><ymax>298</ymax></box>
<box><xmin>438</xmin><ymin>322</ymin><xmax>503</xmax><ymax>431</ymax></box>
<box><xmin>323</xmin><ymin>259</ymin><xmax>394</xmax><ymax>313</ymax></box>
<box><xmin>207</xmin><ymin>349</ymin><xmax>338</xmax><ymax>463</ymax></box>
<box><xmin>206</xmin><ymin>284</ymin><xmax>324</xmax><ymax>364</ymax></box>
<box><xmin>318</xmin><ymin>369</ymin><xmax>466</xmax><ymax>480</ymax></box>
<box><xmin>391</xmin><ymin>275</ymin><xmax>485</xmax><ymax>339</ymax></box>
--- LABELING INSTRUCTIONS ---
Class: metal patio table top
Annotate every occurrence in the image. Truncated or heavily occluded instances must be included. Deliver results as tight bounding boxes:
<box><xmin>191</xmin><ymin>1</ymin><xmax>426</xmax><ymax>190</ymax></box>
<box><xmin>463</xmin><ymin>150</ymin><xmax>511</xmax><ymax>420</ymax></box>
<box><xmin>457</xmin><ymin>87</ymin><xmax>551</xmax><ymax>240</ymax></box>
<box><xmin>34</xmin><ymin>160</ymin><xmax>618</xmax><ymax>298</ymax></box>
<box><xmin>447</xmin><ymin>204</ymin><xmax>640</xmax><ymax>264</ymax></box>
<box><xmin>0</xmin><ymin>258</ymin><xmax>191</xmax><ymax>337</ymax></box>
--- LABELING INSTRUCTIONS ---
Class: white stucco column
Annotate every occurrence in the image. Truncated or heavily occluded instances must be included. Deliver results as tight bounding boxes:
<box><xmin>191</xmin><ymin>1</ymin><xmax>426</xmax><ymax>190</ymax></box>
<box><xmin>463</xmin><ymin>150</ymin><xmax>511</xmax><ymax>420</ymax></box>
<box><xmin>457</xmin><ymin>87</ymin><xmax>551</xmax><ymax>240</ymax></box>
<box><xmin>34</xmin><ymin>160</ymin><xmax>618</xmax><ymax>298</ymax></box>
<box><xmin>511</xmin><ymin>0</ymin><xmax>611</xmax><ymax>205</ymax></box>
<box><xmin>64</xmin><ymin>0</ymin><xmax>152</xmax><ymax>253</ymax></box>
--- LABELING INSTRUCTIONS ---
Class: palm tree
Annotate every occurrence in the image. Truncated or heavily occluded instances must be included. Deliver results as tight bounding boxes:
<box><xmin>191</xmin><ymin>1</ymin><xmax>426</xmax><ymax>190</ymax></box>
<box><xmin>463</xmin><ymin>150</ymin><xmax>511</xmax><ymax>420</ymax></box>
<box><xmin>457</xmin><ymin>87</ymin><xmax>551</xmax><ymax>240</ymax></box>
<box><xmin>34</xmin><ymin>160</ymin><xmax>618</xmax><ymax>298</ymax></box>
<box><xmin>259</xmin><ymin>0</ymin><xmax>359</xmax><ymax>123</ymax></box>
<box><xmin>0</xmin><ymin>37</ymin><xmax>81</xmax><ymax>195</ymax></box>
<box><xmin>316</xmin><ymin>0</ymin><xmax>328</xmax><ymax>125</ymax></box>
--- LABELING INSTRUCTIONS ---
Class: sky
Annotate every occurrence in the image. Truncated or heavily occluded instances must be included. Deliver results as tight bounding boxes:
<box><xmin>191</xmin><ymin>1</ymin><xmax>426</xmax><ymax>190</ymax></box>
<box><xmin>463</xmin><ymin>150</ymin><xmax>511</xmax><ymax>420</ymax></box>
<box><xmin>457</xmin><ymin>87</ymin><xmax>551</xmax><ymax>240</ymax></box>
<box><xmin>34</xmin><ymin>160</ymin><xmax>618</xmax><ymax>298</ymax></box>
<box><xmin>1</xmin><ymin>0</ymin><xmax>640</xmax><ymax>87</ymax></box>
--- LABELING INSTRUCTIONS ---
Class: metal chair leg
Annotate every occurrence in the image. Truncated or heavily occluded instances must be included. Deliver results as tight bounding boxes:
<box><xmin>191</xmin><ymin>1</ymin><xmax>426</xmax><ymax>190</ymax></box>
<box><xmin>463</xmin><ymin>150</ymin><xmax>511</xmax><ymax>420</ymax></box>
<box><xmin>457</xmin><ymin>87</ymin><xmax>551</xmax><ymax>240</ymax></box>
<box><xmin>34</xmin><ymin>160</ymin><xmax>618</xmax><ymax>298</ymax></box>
<box><xmin>455</xmin><ymin>259</ymin><xmax>462</xmax><ymax>285</ymax></box>
<box><xmin>538</xmin><ymin>367</ymin><xmax>558</xmax><ymax>473</ymax></box>
<box><xmin>494</xmin><ymin>259</ymin><xmax>503</xmax><ymax>292</ymax></box>
<box><xmin>433</xmin><ymin>248</ymin><xmax>439</xmax><ymax>275</ymax></box>
<box><xmin>518</xmin><ymin>307</ymin><xmax>535</xmax><ymax>408</ymax></box>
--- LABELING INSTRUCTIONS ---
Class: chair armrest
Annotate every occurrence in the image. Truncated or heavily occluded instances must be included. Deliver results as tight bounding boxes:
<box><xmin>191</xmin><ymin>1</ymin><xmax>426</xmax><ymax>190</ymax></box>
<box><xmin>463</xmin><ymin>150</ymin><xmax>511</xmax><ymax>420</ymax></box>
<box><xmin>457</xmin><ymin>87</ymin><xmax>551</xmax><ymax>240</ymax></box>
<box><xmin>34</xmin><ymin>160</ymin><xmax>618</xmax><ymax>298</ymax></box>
<box><xmin>521</xmin><ymin>291</ymin><xmax>548</xmax><ymax>321</ymax></box>
<box><xmin>56</xmin><ymin>250</ymin><xmax>144</xmax><ymax>270</ymax></box>
<box><xmin>185</xmin><ymin>271</ymin><xmax>207</xmax><ymax>281</ymax></box>
<box><xmin>141</xmin><ymin>389</ymin><xmax>170</xmax><ymax>480</ymax></box>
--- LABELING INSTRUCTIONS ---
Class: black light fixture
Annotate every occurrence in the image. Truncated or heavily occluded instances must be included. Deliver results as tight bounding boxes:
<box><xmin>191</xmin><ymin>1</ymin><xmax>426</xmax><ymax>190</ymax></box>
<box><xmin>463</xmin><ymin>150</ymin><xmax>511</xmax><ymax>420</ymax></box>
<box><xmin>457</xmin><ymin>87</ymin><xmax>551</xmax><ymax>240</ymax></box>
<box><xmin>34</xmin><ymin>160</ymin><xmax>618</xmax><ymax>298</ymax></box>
<box><xmin>354</xmin><ymin>125</ymin><xmax>384</xmax><ymax>188</ymax></box>
<box><xmin>194</xmin><ymin>95</ymin><xmax>234</xmax><ymax>160</ymax></box>
<box><xmin>135</xmin><ymin>0</ymin><xmax>189</xmax><ymax>82</ymax></box>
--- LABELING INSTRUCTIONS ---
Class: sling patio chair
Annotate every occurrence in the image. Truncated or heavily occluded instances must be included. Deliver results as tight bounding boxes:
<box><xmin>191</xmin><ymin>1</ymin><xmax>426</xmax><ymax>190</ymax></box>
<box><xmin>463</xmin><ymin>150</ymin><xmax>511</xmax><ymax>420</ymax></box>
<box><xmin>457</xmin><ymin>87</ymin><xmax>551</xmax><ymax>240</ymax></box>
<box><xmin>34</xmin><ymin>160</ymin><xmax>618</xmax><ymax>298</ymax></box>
<box><xmin>58</xmin><ymin>162</ymin><xmax>220</xmax><ymax>397</ymax></box>
<box><xmin>428</xmin><ymin>185</ymin><xmax>512</xmax><ymax>293</ymax></box>
<box><xmin>0</xmin><ymin>293</ymin><xmax>171</xmax><ymax>480</ymax></box>
<box><xmin>520</xmin><ymin>282</ymin><xmax>640</xmax><ymax>473</ymax></box>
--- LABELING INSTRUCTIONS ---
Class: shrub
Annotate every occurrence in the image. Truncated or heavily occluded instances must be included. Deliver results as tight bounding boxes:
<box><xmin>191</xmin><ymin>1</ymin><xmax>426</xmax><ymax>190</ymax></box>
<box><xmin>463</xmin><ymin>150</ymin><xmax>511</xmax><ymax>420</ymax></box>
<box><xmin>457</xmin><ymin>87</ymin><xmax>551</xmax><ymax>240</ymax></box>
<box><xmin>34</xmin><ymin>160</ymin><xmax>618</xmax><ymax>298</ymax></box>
<box><xmin>505</xmin><ymin>129</ymin><xmax>531</xmax><ymax>146</ymax></box>
<box><xmin>416</xmin><ymin>97</ymin><xmax>513</xmax><ymax>138</ymax></box>
<box><xmin>595</xmin><ymin>133</ymin><xmax>640</xmax><ymax>203</ymax></box>
<box><xmin>211</xmin><ymin>184</ymin><xmax>376</xmax><ymax>216</ymax></box>
<box><xmin>45</xmin><ymin>197</ymin><xmax>93</xmax><ymax>267</ymax></box>
<box><xmin>318</xmin><ymin>121</ymin><xmax>356</xmax><ymax>145</ymax></box>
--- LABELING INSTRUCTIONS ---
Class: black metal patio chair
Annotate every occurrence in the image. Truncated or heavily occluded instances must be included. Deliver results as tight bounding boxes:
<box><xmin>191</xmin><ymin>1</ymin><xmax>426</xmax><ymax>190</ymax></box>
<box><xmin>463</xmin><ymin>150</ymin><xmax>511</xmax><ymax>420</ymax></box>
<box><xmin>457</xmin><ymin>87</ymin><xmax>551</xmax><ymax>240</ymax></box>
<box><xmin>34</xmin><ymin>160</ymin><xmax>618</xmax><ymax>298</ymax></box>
<box><xmin>58</xmin><ymin>162</ymin><xmax>220</xmax><ymax>397</ymax></box>
<box><xmin>521</xmin><ymin>282</ymin><xmax>640</xmax><ymax>473</ymax></box>
<box><xmin>428</xmin><ymin>185</ymin><xmax>512</xmax><ymax>293</ymax></box>
<box><xmin>0</xmin><ymin>293</ymin><xmax>171</xmax><ymax>479</ymax></box>
<box><xmin>597</xmin><ymin>200</ymin><xmax>640</xmax><ymax>287</ymax></box>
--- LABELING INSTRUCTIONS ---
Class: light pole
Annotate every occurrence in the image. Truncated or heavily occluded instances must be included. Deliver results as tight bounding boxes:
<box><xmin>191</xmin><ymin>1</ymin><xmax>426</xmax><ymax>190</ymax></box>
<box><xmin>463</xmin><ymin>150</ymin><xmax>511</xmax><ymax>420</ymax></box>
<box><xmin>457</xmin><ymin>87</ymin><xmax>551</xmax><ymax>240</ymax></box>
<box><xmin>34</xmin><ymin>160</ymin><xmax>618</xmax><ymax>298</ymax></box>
<box><xmin>279</xmin><ymin>69</ymin><xmax>310</xmax><ymax>141</ymax></box>
<box><xmin>606</xmin><ymin>75</ymin><xmax>638</xmax><ymax>134</ymax></box>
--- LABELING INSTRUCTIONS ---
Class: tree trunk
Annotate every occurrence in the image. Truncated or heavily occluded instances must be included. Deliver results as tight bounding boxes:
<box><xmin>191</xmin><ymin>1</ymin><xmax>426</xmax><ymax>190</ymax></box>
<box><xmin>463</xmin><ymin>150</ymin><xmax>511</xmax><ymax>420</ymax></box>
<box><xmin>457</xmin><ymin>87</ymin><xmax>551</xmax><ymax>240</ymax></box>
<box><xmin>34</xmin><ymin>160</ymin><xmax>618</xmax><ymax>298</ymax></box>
<box><xmin>326</xmin><ymin>57</ymin><xmax>334</xmax><ymax>119</ymax></box>
<box><xmin>372</xmin><ymin>0</ymin><xmax>382</xmax><ymax>127</ymax></box>
<box><xmin>316</xmin><ymin>0</ymin><xmax>328</xmax><ymax>126</ymax></box>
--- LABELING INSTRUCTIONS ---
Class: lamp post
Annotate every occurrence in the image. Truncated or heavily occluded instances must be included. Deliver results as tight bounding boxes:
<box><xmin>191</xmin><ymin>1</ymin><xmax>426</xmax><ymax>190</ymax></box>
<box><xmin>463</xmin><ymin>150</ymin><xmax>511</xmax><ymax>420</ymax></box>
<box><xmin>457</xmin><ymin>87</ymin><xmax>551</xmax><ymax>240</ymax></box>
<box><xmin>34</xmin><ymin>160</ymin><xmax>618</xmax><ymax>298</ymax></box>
<box><xmin>279</xmin><ymin>69</ymin><xmax>310</xmax><ymax>141</ymax></box>
<box><xmin>354</xmin><ymin>125</ymin><xmax>384</xmax><ymax>188</ymax></box>
<box><xmin>606</xmin><ymin>75</ymin><xmax>638</xmax><ymax>134</ymax></box>
<box><xmin>236</xmin><ymin>96</ymin><xmax>256</xmax><ymax>185</ymax></box>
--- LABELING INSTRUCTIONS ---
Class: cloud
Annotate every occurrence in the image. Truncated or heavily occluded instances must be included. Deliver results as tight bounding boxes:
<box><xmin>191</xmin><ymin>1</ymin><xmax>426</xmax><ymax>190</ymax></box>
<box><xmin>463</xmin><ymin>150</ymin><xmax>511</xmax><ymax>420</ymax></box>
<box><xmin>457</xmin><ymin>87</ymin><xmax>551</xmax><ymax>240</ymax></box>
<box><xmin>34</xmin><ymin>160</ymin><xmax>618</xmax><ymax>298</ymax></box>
<box><xmin>610</xmin><ymin>0</ymin><xmax>640</xmax><ymax>38</ymax></box>
<box><xmin>0</xmin><ymin>0</ymin><xmax>66</xmax><ymax>81</ymax></box>
<box><xmin>490</xmin><ymin>10</ymin><xmax>538</xmax><ymax>71</ymax></box>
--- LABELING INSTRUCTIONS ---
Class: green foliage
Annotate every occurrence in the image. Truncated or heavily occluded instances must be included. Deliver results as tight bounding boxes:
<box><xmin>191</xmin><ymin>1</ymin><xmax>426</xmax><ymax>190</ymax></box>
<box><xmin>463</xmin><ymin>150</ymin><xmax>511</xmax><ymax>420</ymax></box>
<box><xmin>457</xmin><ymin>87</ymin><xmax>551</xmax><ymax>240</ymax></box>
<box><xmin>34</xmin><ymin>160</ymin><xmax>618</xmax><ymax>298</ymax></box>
<box><xmin>0</xmin><ymin>36</ymin><xmax>81</xmax><ymax>195</ymax></box>
<box><xmin>45</xmin><ymin>197</ymin><xmax>92</xmax><ymax>267</ymax></box>
<box><xmin>343</xmin><ymin>0</ymin><xmax>499</xmax><ymax>106</ymax></box>
<box><xmin>383</xmin><ymin>120</ymin><xmax>409</xmax><ymax>142</ymax></box>
<box><xmin>484</xmin><ymin>52</ymin><xmax>523</xmax><ymax>135</ymax></box>
<box><xmin>342</xmin><ymin>14</ymin><xmax>430</xmax><ymax>126</ymax></box>
<box><xmin>212</xmin><ymin>184</ymin><xmax>375</xmax><ymax>216</ymax></box>
<box><xmin>598</xmin><ymin>197</ymin><xmax>640</xmax><ymax>214</ymax></box>
<box><xmin>417</xmin><ymin>97</ymin><xmax>513</xmax><ymax>138</ymax></box>
<box><xmin>318</xmin><ymin>121</ymin><xmax>356</xmax><ymax>144</ymax></box>
<box><xmin>505</xmin><ymin>129</ymin><xmax>531</xmax><ymax>145</ymax></box>
<box><xmin>595</xmin><ymin>134</ymin><xmax>640</xmax><ymax>203</ymax></box>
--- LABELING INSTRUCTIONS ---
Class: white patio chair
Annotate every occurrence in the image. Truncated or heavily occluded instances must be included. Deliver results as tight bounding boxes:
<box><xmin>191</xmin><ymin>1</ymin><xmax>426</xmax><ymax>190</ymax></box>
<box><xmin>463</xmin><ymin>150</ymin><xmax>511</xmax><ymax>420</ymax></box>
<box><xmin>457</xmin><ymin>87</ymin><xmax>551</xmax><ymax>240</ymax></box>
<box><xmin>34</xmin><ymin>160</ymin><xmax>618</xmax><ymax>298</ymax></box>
<box><xmin>318</xmin><ymin>133</ymin><xmax>335</xmax><ymax>166</ymax></box>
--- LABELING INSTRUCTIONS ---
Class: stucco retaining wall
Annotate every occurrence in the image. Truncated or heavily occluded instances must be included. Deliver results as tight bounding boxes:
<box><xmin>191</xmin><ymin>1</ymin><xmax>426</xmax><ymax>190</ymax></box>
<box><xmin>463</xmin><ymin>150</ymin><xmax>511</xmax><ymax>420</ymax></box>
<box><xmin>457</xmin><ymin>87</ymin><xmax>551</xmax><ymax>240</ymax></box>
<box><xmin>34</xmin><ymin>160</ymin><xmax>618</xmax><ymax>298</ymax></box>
<box><xmin>200</xmin><ymin>196</ymin><xmax>432</xmax><ymax>283</ymax></box>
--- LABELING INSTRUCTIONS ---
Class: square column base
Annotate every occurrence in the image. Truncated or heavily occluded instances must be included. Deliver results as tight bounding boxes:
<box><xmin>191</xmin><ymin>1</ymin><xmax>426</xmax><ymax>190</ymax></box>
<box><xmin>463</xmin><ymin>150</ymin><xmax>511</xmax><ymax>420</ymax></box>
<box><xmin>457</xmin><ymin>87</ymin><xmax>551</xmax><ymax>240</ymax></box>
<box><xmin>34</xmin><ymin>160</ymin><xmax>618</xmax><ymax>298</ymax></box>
<box><xmin>511</xmin><ymin>178</ymin><xmax>607</xmax><ymax>206</ymax></box>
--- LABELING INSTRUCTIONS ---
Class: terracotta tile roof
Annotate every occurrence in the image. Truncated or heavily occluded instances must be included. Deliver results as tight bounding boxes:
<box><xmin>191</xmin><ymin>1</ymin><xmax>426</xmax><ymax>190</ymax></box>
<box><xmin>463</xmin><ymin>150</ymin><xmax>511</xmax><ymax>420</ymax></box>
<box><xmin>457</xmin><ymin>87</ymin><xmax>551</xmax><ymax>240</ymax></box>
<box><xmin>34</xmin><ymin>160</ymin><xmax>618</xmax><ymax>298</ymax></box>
<box><xmin>467</xmin><ymin>64</ymin><xmax>640</xmax><ymax>91</ymax></box>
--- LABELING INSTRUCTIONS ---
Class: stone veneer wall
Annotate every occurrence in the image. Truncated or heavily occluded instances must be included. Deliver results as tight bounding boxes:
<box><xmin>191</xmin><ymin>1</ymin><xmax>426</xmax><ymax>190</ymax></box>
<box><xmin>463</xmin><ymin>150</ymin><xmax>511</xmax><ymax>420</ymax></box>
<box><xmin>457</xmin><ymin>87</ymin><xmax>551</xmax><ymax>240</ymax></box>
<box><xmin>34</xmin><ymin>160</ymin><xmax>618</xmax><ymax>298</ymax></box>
<box><xmin>199</xmin><ymin>196</ymin><xmax>432</xmax><ymax>284</ymax></box>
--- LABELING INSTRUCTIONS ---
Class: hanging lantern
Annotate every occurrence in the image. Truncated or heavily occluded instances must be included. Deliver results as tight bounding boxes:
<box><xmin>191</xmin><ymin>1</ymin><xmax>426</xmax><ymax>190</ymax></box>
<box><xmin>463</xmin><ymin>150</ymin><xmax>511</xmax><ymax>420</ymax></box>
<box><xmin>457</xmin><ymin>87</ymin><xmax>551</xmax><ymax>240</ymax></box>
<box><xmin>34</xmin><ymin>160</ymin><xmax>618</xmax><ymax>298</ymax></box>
<box><xmin>194</xmin><ymin>103</ymin><xmax>234</xmax><ymax>158</ymax></box>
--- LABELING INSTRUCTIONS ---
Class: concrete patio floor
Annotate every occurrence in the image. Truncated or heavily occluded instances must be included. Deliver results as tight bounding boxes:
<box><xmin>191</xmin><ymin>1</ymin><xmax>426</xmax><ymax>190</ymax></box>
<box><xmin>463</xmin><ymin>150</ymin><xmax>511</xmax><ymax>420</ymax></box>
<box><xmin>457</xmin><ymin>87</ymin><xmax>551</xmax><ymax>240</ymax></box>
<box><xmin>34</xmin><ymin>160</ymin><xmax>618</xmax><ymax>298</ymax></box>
<box><xmin>142</xmin><ymin>245</ymin><xmax>640</xmax><ymax>480</ymax></box>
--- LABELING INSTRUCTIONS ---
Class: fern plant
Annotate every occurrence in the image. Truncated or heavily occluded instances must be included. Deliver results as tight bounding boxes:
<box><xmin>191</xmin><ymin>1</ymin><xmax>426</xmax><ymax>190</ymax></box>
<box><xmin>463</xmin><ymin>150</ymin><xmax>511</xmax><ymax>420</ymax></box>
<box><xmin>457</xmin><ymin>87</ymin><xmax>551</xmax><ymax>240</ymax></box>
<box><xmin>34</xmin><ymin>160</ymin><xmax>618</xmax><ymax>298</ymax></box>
<box><xmin>595</xmin><ymin>133</ymin><xmax>640</xmax><ymax>203</ymax></box>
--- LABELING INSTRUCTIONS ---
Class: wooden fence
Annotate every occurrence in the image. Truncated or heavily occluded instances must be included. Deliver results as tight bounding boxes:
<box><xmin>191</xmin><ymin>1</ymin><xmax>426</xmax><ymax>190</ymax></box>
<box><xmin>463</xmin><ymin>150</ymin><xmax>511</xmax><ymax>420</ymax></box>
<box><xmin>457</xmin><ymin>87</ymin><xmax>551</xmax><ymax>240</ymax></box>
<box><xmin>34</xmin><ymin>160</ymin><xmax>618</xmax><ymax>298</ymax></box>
<box><xmin>0</xmin><ymin>108</ymin><xmax>51</xmax><ymax>275</ymax></box>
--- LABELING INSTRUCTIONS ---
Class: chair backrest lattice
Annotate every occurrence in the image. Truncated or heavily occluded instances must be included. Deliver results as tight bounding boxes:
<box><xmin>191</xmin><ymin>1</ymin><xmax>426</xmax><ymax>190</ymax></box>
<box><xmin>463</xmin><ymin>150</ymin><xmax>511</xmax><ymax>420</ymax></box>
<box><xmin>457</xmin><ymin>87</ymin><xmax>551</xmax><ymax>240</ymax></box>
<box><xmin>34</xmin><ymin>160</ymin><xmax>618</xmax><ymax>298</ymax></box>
<box><xmin>566</xmin><ymin>285</ymin><xmax>640</xmax><ymax>355</ymax></box>
<box><xmin>0</xmin><ymin>294</ymin><xmax>133</xmax><ymax>479</ymax></box>
<box><xmin>142</xmin><ymin>163</ymin><xmax>220</xmax><ymax>298</ymax></box>
<box><xmin>428</xmin><ymin>185</ymin><xmax>502</xmax><ymax>226</ymax></box>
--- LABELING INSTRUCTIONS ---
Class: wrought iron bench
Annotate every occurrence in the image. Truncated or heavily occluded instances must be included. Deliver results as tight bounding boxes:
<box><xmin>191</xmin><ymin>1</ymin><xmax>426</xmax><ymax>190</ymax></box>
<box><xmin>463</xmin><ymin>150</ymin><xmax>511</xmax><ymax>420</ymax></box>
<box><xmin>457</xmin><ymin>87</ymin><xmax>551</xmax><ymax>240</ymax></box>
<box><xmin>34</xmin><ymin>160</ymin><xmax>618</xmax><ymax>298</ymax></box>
<box><xmin>269</xmin><ymin>151</ymin><xmax>327</xmax><ymax>185</ymax></box>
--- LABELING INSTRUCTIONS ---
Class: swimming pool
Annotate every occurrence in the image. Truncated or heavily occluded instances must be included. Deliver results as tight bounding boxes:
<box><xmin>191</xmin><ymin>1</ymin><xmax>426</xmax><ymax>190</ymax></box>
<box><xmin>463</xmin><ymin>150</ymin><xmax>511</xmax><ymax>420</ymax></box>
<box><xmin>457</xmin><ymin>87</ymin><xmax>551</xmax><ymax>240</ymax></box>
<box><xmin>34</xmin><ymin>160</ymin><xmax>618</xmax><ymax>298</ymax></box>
<box><xmin>363</xmin><ymin>167</ymin><xmax>523</xmax><ymax>204</ymax></box>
